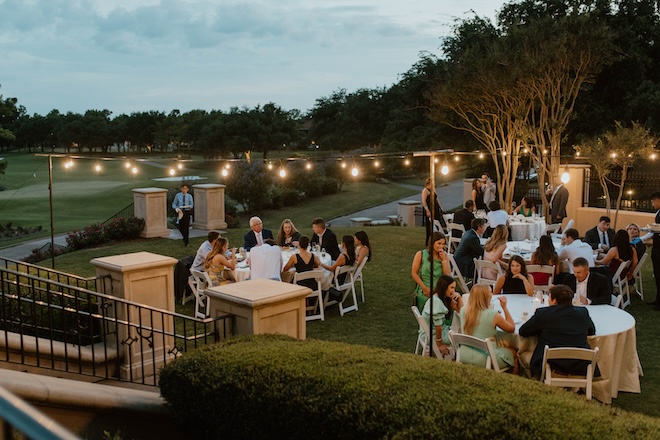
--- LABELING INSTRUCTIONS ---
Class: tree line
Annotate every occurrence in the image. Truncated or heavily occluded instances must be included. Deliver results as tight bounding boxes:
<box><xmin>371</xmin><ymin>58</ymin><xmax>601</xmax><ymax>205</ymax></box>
<box><xmin>0</xmin><ymin>0</ymin><xmax>658</xmax><ymax>173</ymax></box>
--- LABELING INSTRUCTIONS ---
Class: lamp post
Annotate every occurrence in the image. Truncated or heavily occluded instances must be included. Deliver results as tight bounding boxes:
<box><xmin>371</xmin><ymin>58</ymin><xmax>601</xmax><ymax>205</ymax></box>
<box><xmin>48</xmin><ymin>155</ymin><xmax>55</xmax><ymax>269</ymax></box>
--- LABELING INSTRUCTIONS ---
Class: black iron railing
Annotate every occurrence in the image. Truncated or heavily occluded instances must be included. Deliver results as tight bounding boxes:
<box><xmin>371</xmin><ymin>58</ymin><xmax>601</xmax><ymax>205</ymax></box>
<box><xmin>0</xmin><ymin>256</ymin><xmax>101</xmax><ymax>291</ymax></box>
<box><xmin>0</xmin><ymin>266</ymin><xmax>233</xmax><ymax>386</ymax></box>
<box><xmin>101</xmin><ymin>203</ymin><xmax>135</xmax><ymax>226</ymax></box>
<box><xmin>585</xmin><ymin>168</ymin><xmax>660</xmax><ymax>212</ymax></box>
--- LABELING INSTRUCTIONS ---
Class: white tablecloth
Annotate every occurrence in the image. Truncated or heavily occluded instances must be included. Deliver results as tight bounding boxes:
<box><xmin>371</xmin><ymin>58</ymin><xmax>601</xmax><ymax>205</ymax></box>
<box><xmin>490</xmin><ymin>294</ymin><xmax>642</xmax><ymax>403</ymax></box>
<box><xmin>233</xmin><ymin>248</ymin><xmax>333</xmax><ymax>287</ymax></box>
<box><xmin>508</xmin><ymin>217</ymin><xmax>547</xmax><ymax>241</ymax></box>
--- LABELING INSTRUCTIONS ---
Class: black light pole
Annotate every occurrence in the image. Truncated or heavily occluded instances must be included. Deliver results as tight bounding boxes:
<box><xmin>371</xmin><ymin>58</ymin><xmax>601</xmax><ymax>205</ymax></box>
<box><xmin>48</xmin><ymin>155</ymin><xmax>55</xmax><ymax>269</ymax></box>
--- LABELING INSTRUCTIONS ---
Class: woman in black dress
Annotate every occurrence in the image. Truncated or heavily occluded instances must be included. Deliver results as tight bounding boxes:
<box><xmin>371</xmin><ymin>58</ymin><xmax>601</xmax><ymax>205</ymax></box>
<box><xmin>494</xmin><ymin>255</ymin><xmax>535</xmax><ymax>296</ymax></box>
<box><xmin>422</xmin><ymin>178</ymin><xmax>445</xmax><ymax>246</ymax></box>
<box><xmin>471</xmin><ymin>178</ymin><xmax>486</xmax><ymax>212</ymax></box>
<box><xmin>283</xmin><ymin>235</ymin><xmax>320</xmax><ymax>289</ymax></box>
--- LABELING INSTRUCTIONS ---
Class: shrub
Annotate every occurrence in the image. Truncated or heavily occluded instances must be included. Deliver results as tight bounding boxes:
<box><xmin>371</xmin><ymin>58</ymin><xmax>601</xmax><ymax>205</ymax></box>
<box><xmin>159</xmin><ymin>335</ymin><xmax>660</xmax><ymax>440</ymax></box>
<box><xmin>65</xmin><ymin>218</ymin><xmax>145</xmax><ymax>251</ymax></box>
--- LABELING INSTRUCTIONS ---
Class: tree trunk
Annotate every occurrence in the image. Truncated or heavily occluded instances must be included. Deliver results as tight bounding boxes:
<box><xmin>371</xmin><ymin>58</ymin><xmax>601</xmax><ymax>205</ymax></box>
<box><xmin>613</xmin><ymin>167</ymin><xmax>628</xmax><ymax>230</ymax></box>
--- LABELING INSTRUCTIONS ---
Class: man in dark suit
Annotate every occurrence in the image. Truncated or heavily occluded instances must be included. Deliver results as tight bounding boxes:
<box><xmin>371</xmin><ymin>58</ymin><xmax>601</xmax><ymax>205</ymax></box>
<box><xmin>562</xmin><ymin>257</ymin><xmax>612</xmax><ymax>305</ymax></box>
<box><xmin>520</xmin><ymin>284</ymin><xmax>597</xmax><ymax>379</ymax></box>
<box><xmin>452</xmin><ymin>200</ymin><xmax>476</xmax><ymax>238</ymax></box>
<box><xmin>310</xmin><ymin>217</ymin><xmax>340</xmax><ymax>260</ymax></box>
<box><xmin>583</xmin><ymin>216</ymin><xmax>616</xmax><ymax>252</ymax></box>
<box><xmin>453</xmin><ymin>218</ymin><xmax>486</xmax><ymax>278</ymax></box>
<box><xmin>243</xmin><ymin>216</ymin><xmax>274</xmax><ymax>251</ymax></box>
<box><xmin>647</xmin><ymin>192</ymin><xmax>660</xmax><ymax>309</ymax></box>
<box><xmin>547</xmin><ymin>175</ymin><xmax>569</xmax><ymax>224</ymax></box>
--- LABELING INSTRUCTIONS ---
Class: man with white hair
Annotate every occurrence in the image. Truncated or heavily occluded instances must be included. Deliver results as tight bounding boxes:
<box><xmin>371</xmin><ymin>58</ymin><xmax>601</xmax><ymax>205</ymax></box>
<box><xmin>243</xmin><ymin>216</ymin><xmax>274</xmax><ymax>251</ymax></box>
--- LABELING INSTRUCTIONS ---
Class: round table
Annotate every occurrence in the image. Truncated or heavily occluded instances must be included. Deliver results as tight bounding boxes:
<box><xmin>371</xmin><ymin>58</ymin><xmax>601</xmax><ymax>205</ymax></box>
<box><xmin>489</xmin><ymin>294</ymin><xmax>641</xmax><ymax>404</ymax></box>
<box><xmin>508</xmin><ymin>216</ymin><xmax>546</xmax><ymax>241</ymax></box>
<box><xmin>233</xmin><ymin>248</ymin><xmax>333</xmax><ymax>287</ymax></box>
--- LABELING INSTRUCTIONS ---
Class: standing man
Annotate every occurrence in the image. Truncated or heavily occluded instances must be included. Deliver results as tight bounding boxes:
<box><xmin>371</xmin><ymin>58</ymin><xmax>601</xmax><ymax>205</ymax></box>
<box><xmin>648</xmin><ymin>192</ymin><xmax>660</xmax><ymax>309</ymax></box>
<box><xmin>547</xmin><ymin>175</ymin><xmax>569</xmax><ymax>225</ymax></box>
<box><xmin>172</xmin><ymin>184</ymin><xmax>193</xmax><ymax>246</ymax></box>
<box><xmin>519</xmin><ymin>284</ymin><xmax>597</xmax><ymax>379</ymax></box>
<box><xmin>310</xmin><ymin>218</ymin><xmax>340</xmax><ymax>260</ymax></box>
<box><xmin>481</xmin><ymin>173</ymin><xmax>497</xmax><ymax>208</ymax></box>
<box><xmin>243</xmin><ymin>216</ymin><xmax>274</xmax><ymax>251</ymax></box>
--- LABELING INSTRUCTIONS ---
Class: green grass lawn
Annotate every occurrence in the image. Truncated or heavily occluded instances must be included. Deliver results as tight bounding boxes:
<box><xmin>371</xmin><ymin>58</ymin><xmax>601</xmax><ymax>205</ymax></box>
<box><xmin>48</xmin><ymin>224</ymin><xmax>660</xmax><ymax>418</ymax></box>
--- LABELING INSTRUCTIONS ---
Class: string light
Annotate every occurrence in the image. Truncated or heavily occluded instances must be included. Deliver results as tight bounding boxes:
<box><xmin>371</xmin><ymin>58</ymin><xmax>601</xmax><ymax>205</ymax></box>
<box><xmin>441</xmin><ymin>163</ymin><xmax>449</xmax><ymax>175</ymax></box>
<box><xmin>453</xmin><ymin>156</ymin><xmax>460</xmax><ymax>162</ymax></box>
<box><xmin>479</xmin><ymin>152</ymin><xmax>484</xmax><ymax>159</ymax></box>
<box><xmin>279</xmin><ymin>168</ymin><xmax>286</xmax><ymax>178</ymax></box>
<box><xmin>560</xmin><ymin>165</ymin><xmax>570</xmax><ymax>184</ymax></box>
<box><xmin>404</xmin><ymin>158</ymin><xmax>410</xmax><ymax>166</ymax></box>
<box><xmin>434</xmin><ymin>158</ymin><xmax>439</xmax><ymax>163</ymax></box>
<box><xmin>221</xmin><ymin>168</ymin><xmax>229</xmax><ymax>177</ymax></box>
<box><xmin>177</xmin><ymin>163</ymin><xmax>183</xmax><ymax>170</ymax></box>
<box><xmin>350</xmin><ymin>162</ymin><xmax>359</xmax><ymax>177</ymax></box>
<box><xmin>267</xmin><ymin>162</ymin><xmax>273</xmax><ymax>170</ymax></box>
<box><xmin>652</xmin><ymin>153</ymin><xmax>657</xmax><ymax>160</ymax></box>
<box><xmin>374</xmin><ymin>160</ymin><xmax>380</xmax><ymax>168</ymax></box>
<box><xmin>64</xmin><ymin>158</ymin><xmax>74</xmax><ymax>169</ymax></box>
<box><xmin>306</xmin><ymin>162</ymin><xmax>313</xmax><ymax>170</ymax></box>
<box><xmin>341</xmin><ymin>161</ymin><xmax>347</xmax><ymax>169</ymax></box>
<box><xmin>169</xmin><ymin>168</ymin><xmax>176</xmax><ymax>176</ymax></box>
<box><xmin>94</xmin><ymin>163</ymin><xmax>102</xmax><ymax>172</ymax></box>
<box><xmin>124</xmin><ymin>161</ymin><xmax>131</xmax><ymax>169</ymax></box>
<box><xmin>611</xmin><ymin>152</ymin><xmax>617</xmax><ymax>158</ymax></box>
<box><xmin>131</xmin><ymin>166</ymin><xmax>138</xmax><ymax>174</ymax></box>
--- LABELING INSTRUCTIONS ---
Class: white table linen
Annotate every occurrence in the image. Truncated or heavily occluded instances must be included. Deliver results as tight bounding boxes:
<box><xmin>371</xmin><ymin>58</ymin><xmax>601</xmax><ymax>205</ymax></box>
<box><xmin>508</xmin><ymin>216</ymin><xmax>547</xmax><ymax>241</ymax></box>
<box><xmin>233</xmin><ymin>248</ymin><xmax>333</xmax><ymax>287</ymax></box>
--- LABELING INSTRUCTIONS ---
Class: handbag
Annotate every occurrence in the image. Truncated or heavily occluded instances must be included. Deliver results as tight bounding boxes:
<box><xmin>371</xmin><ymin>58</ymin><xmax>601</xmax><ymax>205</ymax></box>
<box><xmin>327</xmin><ymin>287</ymin><xmax>343</xmax><ymax>302</ymax></box>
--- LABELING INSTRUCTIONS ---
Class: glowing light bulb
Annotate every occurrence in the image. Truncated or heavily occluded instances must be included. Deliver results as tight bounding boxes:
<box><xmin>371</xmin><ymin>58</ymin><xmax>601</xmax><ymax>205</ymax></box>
<box><xmin>267</xmin><ymin>163</ymin><xmax>273</xmax><ymax>170</ymax></box>
<box><xmin>177</xmin><ymin>163</ymin><xmax>183</xmax><ymax>169</ymax></box>
<box><xmin>125</xmin><ymin>162</ymin><xmax>131</xmax><ymax>169</ymax></box>
<box><xmin>374</xmin><ymin>160</ymin><xmax>379</xmax><ymax>167</ymax></box>
<box><xmin>454</xmin><ymin>156</ymin><xmax>459</xmax><ymax>162</ymax></box>
<box><xmin>341</xmin><ymin>162</ymin><xmax>347</xmax><ymax>169</ymax></box>
<box><xmin>279</xmin><ymin>168</ymin><xmax>286</xmax><ymax>178</ymax></box>
<box><xmin>131</xmin><ymin>167</ymin><xmax>138</xmax><ymax>174</ymax></box>
<box><xmin>441</xmin><ymin>164</ymin><xmax>449</xmax><ymax>175</ymax></box>
<box><xmin>651</xmin><ymin>153</ymin><xmax>657</xmax><ymax>160</ymax></box>
<box><xmin>306</xmin><ymin>162</ymin><xmax>312</xmax><ymax>170</ymax></box>
<box><xmin>479</xmin><ymin>153</ymin><xmax>484</xmax><ymax>159</ymax></box>
<box><xmin>169</xmin><ymin>168</ymin><xmax>175</xmax><ymax>176</ymax></box>
<box><xmin>221</xmin><ymin>169</ymin><xmax>228</xmax><ymax>177</ymax></box>
<box><xmin>404</xmin><ymin>159</ymin><xmax>410</xmax><ymax>166</ymax></box>
<box><xmin>95</xmin><ymin>164</ymin><xmax>101</xmax><ymax>172</ymax></box>
<box><xmin>351</xmin><ymin>167</ymin><xmax>358</xmax><ymax>177</ymax></box>
<box><xmin>434</xmin><ymin>158</ymin><xmax>439</xmax><ymax>163</ymax></box>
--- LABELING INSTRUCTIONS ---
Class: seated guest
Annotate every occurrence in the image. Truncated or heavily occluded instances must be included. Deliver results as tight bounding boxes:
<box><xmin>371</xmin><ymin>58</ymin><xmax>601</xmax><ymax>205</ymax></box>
<box><xmin>277</xmin><ymin>218</ymin><xmax>301</xmax><ymax>247</ymax></box>
<box><xmin>557</xmin><ymin>228</ymin><xmax>595</xmax><ymax>268</ymax></box>
<box><xmin>419</xmin><ymin>275</ymin><xmax>463</xmax><ymax>359</ymax></box>
<box><xmin>597</xmin><ymin>229</ymin><xmax>638</xmax><ymax>281</ymax></box>
<box><xmin>626</xmin><ymin>223</ymin><xmax>651</xmax><ymax>258</ymax></box>
<box><xmin>494</xmin><ymin>255</ymin><xmax>535</xmax><ymax>296</ymax></box>
<box><xmin>452</xmin><ymin>200</ymin><xmax>476</xmax><ymax>237</ymax></box>
<box><xmin>583</xmin><ymin>216</ymin><xmax>615</xmax><ymax>252</ymax></box>
<box><xmin>243</xmin><ymin>216</ymin><xmax>274</xmax><ymax>251</ymax></box>
<box><xmin>321</xmin><ymin>235</ymin><xmax>357</xmax><ymax>295</ymax></box>
<box><xmin>310</xmin><ymin>217</ymin><xmax>341</xmax><ymax>261</ymax></box>
<box><xmin>412</xmin><ymin>232</ymin><xmax>451</xmax><ymax>310</ymax></box>
<box><xmin>354</xmin><ymin>230</ymin><xmax>372</xmax><ymax>267</ymax></box>
<box><xmin>249</xmin><ymin>239</ymin><xmax>282</xmax><ymax>281</ymax></box>
<box><xmin>563</xmin><ymin>257</ymin><xmax>611</xmax><ymax>305</ymax></box>
<box><xmin>482</xmin><ymin>225</ymin><xmax>508</xmax><ymax>280</ymax></box>
<box><xmin>519</xmin><ymin>284</ymin><xmax>597</xmax><ymax>379</ymax></box>
<box><xmin>458</xmin><ymin>284</ymin><xmax>516</xmax><ymax>372</ymax></box>
<box><xmin>513</xmin><ymin>196</ymin><xmax>535</xmax><ymax>217</ymax></box>
<box><xmin>191</xmin><ymin>231</ymin><xmax>220</xmax><ymax>272</ymax></box>
<box><xmin>454</xmin><ymin>218</ymin><xmax>487</xmax><ymax>279</ymax></box>
<box><xmin>283</xmin><ymin>235</ymin><xmax>320</xmax><ymax>289</ymax></box>
<box><xmin>485</xmin><ymin>201</ymin><xmax>508</xmax><ymax>238</ymax></box>
<box><xmin>530</xmin><ymin>235</ymin><xmax>560</xmax><ymax>284</ymax></box>
<box><xmin>204</xmin><ymin>238</ymin><xmax>236</xmax><ymax>286</ymax></box>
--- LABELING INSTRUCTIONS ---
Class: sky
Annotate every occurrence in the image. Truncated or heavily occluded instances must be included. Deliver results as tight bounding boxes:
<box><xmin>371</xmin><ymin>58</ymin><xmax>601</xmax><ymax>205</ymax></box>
<box><xmin>0</xmin><ymin>0</ymin><xmax>500</xmax><ymax>117</ymax></box>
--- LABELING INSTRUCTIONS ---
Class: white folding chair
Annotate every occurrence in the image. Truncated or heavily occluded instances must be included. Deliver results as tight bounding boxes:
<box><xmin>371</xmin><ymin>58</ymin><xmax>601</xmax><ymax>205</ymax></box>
<box><xmin>183</xmin><ymin>275</ymin><xmax>197</xmax><ymax>305</ymax></box>
<box><xmin>473</xmin><ymin>258</ymin><xmax>502</xmax><ymax>289</ymax></box>
<box><xmin>325</xmin><ymin>265</ymin><xmax>358</xmax><ymax>316</ymax></box>
<box><xmin>412</xmin><ymin>306</ymin><xmax>444</xmax><ymax>359</ymax></box>
<box><xmin>447</xmin><ymin>223</ymin><xmax>465</xmax><ymax>253</ymax></box>
<box><xmin>540</xmin><ymin>345</ymin><xmax>599</xmax><ymax>400</ymax></box>
<box><xmin>353</xmin><ymin>257</ymin><xmax>368</xmax><ymax>302</ymax></box>
<box><xmin>527</xmin><ymin>265</ymin><xmax>555</xmax><ymax>294</ymax></box>
<box><xmin>631</xmin><ymin>253</ymin><xmax>648</xmax><ymax>300</ymax></box>
<box><xmin>189</xmin><ymin>269</ymin><xmax>212</xmax><ymax>319</ymax></box>
<box><xmin>448</xmin><ymin>253</ymin><xmax>471</xmax><ymax>294</ymax></box>
<box><xmin>449</xmin><ymin>330</ymin><xmax>510</xmax><ymax>373</ymax></box>
<box><xmin>611</xmin><ymin>260</ymin><xmax>631</xmax><ymax>310</ymax></box>
<box><xmin>545</xmin><ymin>223</ymin><xmax>562</xmax><ymax>239</ymax></box>
<box><xmin>433</xmin><ymin>219</ymin><xmax>444</xmax><ymax>233</ymax></box>
<box><xmin>563</xmin><ymin>218</ymin><xmax>575</xmax><ymax>232</ymax></box>
<box><xmin>293</xmin><ymin>269</ymin><xmax>325</xmax><ymax>322</ymax></box>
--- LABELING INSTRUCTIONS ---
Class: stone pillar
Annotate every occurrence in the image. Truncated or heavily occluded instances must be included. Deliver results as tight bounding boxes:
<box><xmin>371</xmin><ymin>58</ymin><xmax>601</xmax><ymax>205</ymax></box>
<box><xmin>191</xmin><ymin>183</ymin><xmax>228</xmax><ymax>230</ymax></box>
<box><xmin>205</xmin><ymin>279</ymin><xmax>310</xmax><ymax>340</ymax></box>
<box><xmin>132</xmin><ymin>188</ymin><xmax>170</xmax><ymax>238</ymax></box>
<box><xmin>91</xmin><ymin>252</ymin><xmax>178</xmax><ymax>381</ymax></box>
<box><xmin>563</xmin><ymin>164</ymin><xmax>590</xmax><ymax>230</ymax></box>
<box><xmin>398</xmin><ymin>200</ymin><xmax>422</xmax><ymax>227</ymax></box>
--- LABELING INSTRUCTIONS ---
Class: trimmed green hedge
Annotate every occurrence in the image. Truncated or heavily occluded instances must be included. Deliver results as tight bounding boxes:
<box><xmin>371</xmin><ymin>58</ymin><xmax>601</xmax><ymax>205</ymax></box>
<box><xmin>159</xmin><ymin>335</ymin><xmax>660</xmax><ymax>439</ymax></box>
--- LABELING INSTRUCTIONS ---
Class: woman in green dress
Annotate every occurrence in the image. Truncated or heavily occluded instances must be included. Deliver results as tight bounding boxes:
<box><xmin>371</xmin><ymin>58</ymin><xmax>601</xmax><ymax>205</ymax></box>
<box><xmin>419</xmin><ymin>274</ymin><xmax>463</xmax><ymax>358</ymax></box>
<box><xmin>411</xmin><ymin>232</ymin><xmax>451</xmax><ymax>310</ymax></box>
<box><xmin>458</xmin><ymin>284</ymin><xmax>517</xmax><ymax>371</ymax></box>
<box><xmin>513</xmin><ymin>196</ymin><xmax>536</xmax><ymax>217</ymax></box>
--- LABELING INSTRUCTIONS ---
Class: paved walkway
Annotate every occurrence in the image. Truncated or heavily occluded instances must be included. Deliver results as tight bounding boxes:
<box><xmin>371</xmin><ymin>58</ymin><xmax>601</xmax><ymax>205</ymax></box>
<box><xmin>328</xmin><ymin>179</ymin><xmax>465</xmax><ymax>227</ymax></box>
<box><xmin>0</xmin><ymin>179</ymin><xmax>465</xmax><ymax>261</ymax></box>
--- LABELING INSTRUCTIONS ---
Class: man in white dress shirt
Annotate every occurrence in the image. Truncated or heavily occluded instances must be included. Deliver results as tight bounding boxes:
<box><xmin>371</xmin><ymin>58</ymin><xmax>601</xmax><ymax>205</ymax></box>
<box><xmin>249</xmin><ymin>239</ymin><xmax>282</xmax><ymax>281</ymax></box>
<box><xmin>557</xmin><ymin>228</ymin><xmax>596</xmax><ymax>268</ymax></box>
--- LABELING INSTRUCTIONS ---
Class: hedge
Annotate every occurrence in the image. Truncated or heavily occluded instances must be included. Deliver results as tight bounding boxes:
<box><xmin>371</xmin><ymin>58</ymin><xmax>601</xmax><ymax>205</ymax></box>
<box><xmin>159</xmin><ymin>335</ymin><xmax>660</xmax><ymax>439</ymax></box>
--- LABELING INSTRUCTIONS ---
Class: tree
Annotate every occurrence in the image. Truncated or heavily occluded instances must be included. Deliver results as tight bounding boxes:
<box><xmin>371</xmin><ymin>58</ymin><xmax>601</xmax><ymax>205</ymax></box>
<box><xmin>0</xmin><ymin>88</ymin><xmax>20</xmax><ymax>151</ymax></box>
<box><xmin>225</xmin><ymin>161</ymin><xmax>273</xmax><ymax>212</ymax></box>
<box><xmin>575</xmin><ymin>121</ymin><xmax>656</xmax><ymax>228</ymax></box>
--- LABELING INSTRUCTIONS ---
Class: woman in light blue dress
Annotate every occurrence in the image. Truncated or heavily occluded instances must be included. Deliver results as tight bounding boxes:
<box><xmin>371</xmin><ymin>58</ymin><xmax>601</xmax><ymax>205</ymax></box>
<box><xmin>419</xmin><ymin>275</ymin><xmax>463</xmax><ymax>358</ymax></box>
<box><xmin>458</xmin><ymin>284</ymin><xmax>516</xmax><ymax>371</ymax></box>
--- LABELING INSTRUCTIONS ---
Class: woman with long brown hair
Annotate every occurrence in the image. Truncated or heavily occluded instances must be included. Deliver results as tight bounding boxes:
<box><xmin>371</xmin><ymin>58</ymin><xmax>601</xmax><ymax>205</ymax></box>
<box><xmin>411</xmin><ymin>232</ymin><xmax>451</xmax><ymax>310</ymax></box>
<box><xmin>204</xmin><ymin>237</ymin><xmax>236</xmax><ymax>286</ymax></box>
<box><xmin>494</xmin><ymin>255</ymin><xmax>535</xmax><ymax>296</ymax></box>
